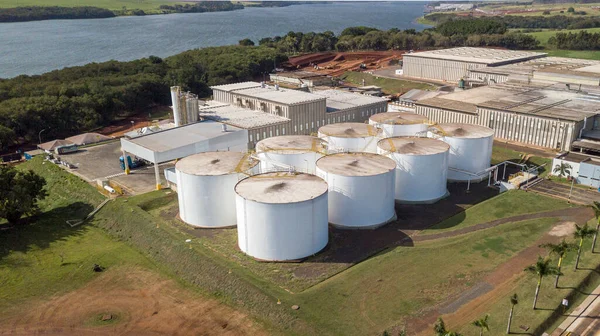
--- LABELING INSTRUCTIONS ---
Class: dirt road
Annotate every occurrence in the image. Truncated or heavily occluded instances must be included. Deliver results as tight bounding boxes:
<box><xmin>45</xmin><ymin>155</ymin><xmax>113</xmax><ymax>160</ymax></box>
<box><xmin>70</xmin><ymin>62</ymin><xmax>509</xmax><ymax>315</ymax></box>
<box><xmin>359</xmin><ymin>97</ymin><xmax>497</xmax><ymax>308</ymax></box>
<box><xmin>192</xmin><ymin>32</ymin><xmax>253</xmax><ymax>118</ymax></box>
<box><xmin>0</xmin><ymin>267</ymin><xmax>265</xmax><ymax>336</ymax></box>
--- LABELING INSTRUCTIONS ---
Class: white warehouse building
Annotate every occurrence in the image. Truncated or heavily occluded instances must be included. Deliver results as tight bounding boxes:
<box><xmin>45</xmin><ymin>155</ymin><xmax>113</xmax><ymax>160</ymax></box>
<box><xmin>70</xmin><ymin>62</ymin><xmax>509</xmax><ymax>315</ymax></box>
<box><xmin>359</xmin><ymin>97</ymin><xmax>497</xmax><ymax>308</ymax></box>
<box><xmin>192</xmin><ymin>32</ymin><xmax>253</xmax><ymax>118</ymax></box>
<box><xmin>402</xmin><ymin>47</ymin><xmax>546</xmax><ymax>82</ymax></box>
<box><xmin>201</xmin><ymin>82</ymin><xmax>388</xmax><ymax>149</ymax></box>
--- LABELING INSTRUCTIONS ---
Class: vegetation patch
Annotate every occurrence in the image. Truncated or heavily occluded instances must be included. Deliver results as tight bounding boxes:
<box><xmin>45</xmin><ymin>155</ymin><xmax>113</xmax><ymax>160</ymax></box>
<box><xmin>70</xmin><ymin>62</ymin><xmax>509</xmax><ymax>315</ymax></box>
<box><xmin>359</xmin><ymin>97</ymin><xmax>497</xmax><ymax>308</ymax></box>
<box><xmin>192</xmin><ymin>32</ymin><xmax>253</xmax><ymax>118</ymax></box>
<box><xmin>422</xmin><ymin>190</ymin><xmax>572</xmax><ymax>234</ymax></box>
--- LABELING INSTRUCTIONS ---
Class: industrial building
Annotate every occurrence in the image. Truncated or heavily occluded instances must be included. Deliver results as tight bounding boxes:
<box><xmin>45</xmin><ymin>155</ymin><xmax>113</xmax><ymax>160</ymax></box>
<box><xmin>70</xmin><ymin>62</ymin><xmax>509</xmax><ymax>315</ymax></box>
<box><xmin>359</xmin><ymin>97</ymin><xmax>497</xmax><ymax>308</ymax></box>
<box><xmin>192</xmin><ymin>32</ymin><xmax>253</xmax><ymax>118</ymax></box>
<box><xmin>201</xmin><ymin>82</ymin><xmax>388</xmax><ymax>148</ymax></box>
<box><xmin>467</xmin><ymin>56</ymin><xmax>600</xmax><ymax>86</ymax></box>
<box><xmin>551</xmin><ymin>152</ymin><xmax>600</xmax><ymax>188</ymax></box>
<box><xmin>414</xmin><ymin>81</ymin><xmax>599</xmax><ymax>151</ymax></box>
<box><xmin>120</xmin><ymin>121</ymin><xmax>248</xmax><ymax>190</ymax></box>
<box><xmin>402</xmin><ymin>47</ymin><xmax>546</xmax><ymax>82</ymax></box>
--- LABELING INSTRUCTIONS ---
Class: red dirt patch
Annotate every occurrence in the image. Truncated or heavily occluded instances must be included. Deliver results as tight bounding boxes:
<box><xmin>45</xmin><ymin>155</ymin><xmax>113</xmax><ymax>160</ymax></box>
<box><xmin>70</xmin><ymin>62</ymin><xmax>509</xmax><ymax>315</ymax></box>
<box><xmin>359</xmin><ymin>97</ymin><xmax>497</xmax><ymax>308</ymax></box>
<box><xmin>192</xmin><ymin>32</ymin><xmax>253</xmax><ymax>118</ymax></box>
<box><xmin>0</xmin><ymin>267</ymin><xmax>265</xmax><ymax>336</ymax></box>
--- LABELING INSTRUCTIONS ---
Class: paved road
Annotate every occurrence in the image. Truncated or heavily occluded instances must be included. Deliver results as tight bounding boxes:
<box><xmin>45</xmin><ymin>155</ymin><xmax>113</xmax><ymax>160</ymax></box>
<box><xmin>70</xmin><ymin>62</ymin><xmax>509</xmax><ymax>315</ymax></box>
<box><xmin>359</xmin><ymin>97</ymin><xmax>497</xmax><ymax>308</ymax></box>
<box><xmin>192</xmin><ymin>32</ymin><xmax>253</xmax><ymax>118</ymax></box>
<box><xmin>552</xmin><ymin>284</ymin><xmax>600</xmax><ymax>336</ymax></box>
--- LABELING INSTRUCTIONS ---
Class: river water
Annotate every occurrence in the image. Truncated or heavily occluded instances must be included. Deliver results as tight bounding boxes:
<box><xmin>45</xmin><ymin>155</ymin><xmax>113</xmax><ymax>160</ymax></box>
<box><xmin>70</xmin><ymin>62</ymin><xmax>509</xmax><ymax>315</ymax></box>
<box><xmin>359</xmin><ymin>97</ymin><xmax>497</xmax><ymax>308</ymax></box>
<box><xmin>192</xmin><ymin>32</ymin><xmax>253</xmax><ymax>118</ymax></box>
<box><xmin>0</xmin><ymin>2</ymin><xmax>428</xmax><ymax>78</ymax></box>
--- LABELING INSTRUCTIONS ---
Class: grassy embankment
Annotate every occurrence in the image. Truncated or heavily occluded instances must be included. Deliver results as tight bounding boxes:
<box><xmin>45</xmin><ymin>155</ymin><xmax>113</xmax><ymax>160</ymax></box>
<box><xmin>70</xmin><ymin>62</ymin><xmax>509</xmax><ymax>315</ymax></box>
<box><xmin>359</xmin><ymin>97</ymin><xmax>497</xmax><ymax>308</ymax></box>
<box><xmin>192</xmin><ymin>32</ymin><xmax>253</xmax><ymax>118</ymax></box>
<box><xmin>422</xmin><ymin>190</ymin><xmax>573</xmax><ymax>235</ymax></box>
<box><xmin>0</xmin><ymin>158</ymin><xmax>152</xmax><ymax>310</ymax></box>
<box><xmin>341</xmin><ymin>71</ymin><xmax>437</xmax><ymax>95</ymax></box>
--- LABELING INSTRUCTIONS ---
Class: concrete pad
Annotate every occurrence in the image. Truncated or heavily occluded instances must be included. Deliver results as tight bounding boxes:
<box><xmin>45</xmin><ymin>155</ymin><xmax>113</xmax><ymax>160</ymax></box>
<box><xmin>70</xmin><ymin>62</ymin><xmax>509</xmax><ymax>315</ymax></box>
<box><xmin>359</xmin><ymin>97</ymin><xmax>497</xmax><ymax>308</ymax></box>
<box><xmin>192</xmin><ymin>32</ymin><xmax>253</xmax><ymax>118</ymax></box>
<box><xmin>59</xmin><ymin>141</ymin><xmax>123</xmax><ymax>181</ymax></box>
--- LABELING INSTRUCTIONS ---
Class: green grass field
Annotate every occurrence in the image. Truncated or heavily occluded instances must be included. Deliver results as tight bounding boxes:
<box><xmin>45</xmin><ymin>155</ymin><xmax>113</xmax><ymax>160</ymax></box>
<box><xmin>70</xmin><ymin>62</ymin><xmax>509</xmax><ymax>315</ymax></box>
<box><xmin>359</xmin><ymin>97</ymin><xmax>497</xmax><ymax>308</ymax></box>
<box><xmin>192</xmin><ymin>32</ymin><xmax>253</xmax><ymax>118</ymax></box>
<box><xmin>0</xmin><ymin>0</ymin><xmax>175</xmax><ymax>11</ymax></box>
<box><xmin>454</xmin><ymin>222</ymin><xmax>600</xmax><ymax>336</ymax></box>
<box><xmin>297</xmin><ymin>218</ymin><xmax>559</xmax><ymax>335</ymax></box>
<box><xmin>0</xmin><ymin>158</ymin><xmax>157</xmax><ymax>311</ymax></box>
<box><xmin>423</xmin><ymin>190</ymin><xmax>573</xmax><ymax>235</ymax></box>
<box><xmin>525</xmin><ymin>27</ymin><xmax>600</xmax><ymax>46</ymax></box>
<box><xmin>341</xmin><ymin>71</ymin><xmax>436</xmax><ymax>95</ymax></box>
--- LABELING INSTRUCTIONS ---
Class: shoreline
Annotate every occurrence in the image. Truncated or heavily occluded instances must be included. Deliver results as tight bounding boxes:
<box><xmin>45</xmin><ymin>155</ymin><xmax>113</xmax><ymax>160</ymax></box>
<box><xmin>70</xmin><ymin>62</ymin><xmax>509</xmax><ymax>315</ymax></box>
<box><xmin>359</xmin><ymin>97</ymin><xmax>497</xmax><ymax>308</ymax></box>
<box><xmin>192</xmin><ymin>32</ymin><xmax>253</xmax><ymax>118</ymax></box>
<box><xmin>0</xmin><ymin>1</ymin><xmax>321</xmax><ymax>23</ymax></box>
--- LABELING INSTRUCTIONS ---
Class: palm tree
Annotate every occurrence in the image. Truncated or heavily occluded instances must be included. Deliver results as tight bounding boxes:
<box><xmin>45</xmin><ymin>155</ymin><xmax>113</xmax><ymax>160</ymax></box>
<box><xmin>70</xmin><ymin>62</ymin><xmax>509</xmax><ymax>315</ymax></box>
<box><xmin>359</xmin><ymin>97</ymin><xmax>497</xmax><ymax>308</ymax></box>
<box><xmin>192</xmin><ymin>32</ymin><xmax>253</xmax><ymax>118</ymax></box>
<box><xmin>506</xmin><ymin>294</ymin><xmax>518</xmax><ymax>334</ymax></box>
<box><xmin>573</xmin><ymin>223</ymin><xmax>597</xmax><ymax>270</ymax></box>
<box><xmin>590</xmin><ymin>201</ymin><xmax>600</xmax><ymax>253</ymax></box>
<box><xmin>433</xmin><ymin>317</ymin><xmax>463</xmax><ymax>336</ymax></box>
<box><xmin>540</xmin><ymin>239</ymin><xmax>577</xmax><ymax>287</ymax></box>
<box><xmin>471</xmin><ymin>314</ymin><xmax>490</xmax><ymax>336</ymax></box>
<box><xmin>524</xmin><ymin>256</ymin><xmax>559</xmax><ymax>309</ymax></box>
<box><xmin>434</xmin><ymin>317</ymin><xmax>447</xmax><ymax>336</ymax></box>
<box><xmin>553</xmin><ymin>162</ymin><xmax>572</xmax><ymax>178</ymax></box>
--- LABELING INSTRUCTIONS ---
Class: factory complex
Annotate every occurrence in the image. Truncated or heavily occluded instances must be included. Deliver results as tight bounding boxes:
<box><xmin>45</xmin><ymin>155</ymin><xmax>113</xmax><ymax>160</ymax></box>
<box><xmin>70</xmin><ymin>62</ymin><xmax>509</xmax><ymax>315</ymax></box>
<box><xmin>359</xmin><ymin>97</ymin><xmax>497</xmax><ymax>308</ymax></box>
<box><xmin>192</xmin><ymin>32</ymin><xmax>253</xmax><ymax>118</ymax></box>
<box><xmin>398</xmin><ymin>48</ymin><xmax>600</xmax><ymax>152</ymax></box>
<box><xmin>37</xmin><ymin>46</ymin><xmax>600</xmax><ymax>263</ymax></box>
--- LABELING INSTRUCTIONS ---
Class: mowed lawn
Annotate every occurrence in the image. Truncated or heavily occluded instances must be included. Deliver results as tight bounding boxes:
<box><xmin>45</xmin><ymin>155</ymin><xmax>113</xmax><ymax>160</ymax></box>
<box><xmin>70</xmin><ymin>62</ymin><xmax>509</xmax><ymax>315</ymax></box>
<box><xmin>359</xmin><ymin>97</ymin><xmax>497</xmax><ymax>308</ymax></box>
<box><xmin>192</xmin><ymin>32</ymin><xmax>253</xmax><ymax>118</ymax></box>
<box><xmin>453</xmin><ymin>222</ymin><xmax>600</xmax><ymax>336</ymax></box>
<box><xmin>0</xmin><ymin>158</ymin><xmax>157</xmax><ymax>311</ymax></box>
<box><xmin>295</xmin><ymin>218</ymin><xmax>559</xmax><ymax>335</ymax></box>
<box><xmin>422</xmin><ymin>190</ymin><xmax>573</xmax><ymax>235</ymax></box>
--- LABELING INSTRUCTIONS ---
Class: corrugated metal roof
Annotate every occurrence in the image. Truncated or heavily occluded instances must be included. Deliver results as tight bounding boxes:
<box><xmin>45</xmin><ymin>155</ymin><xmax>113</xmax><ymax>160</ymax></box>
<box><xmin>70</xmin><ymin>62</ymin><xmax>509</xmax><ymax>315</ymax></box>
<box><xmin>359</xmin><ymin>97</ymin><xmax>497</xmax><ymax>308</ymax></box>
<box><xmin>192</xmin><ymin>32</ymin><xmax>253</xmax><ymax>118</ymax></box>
<box><xmin>199</xmin><ymin>104</ymin><xmax>289</xmax><ymax>129</ymax></box>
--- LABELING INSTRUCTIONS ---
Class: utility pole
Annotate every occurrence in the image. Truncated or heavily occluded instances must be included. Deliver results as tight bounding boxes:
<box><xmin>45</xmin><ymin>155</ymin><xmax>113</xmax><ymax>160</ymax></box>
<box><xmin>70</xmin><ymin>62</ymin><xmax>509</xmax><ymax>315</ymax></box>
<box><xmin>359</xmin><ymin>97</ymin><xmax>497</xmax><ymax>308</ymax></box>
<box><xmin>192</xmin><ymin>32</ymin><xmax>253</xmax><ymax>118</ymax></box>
<box><xmin>38</xmin><ymin>128</ymin><xmax>47</xmax><ymax>145</ymax></box>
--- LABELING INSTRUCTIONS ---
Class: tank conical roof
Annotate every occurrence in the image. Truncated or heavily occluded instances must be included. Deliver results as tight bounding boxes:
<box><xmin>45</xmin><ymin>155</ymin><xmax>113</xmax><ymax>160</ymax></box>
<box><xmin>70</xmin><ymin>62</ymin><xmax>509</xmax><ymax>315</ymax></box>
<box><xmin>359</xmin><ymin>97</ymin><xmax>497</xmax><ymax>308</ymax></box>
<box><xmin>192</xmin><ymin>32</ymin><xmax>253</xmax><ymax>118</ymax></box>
<box><xmin>256</xmin><ymin>135</ymin><xmax>325</xmax><ymax>154</ymax></box>
<box><xmin>235</xmin><ymin>172</ymin><xmax>328</xmax><ymax>204</ymax></box>
<box><xmin>316</xmin><ymin>152</ymin><xmax>395</xmax><ymax>177</ymax></box>
<box><xmin>378</xmin><ymin>137</ymin><xmax>449</xmax><ymax>155</ymax></box>
<box><xmin>438</xmin><ymin>123</ymin><xmax>494</xmax><ymax>139</ymax></box>
<box><xmin>370</xmin><ymin>112</ymin><xmax>429</xmax><ymax>125</ymax></box>
<box><xmin>318</xmin><ymin>123</ymin><xmax>379</xmax><ymax>138</ymax></box>
<box><xmin>176</xmin><ymin>151</ymin><xmax>257</xmax><ymax>176</ymax></box>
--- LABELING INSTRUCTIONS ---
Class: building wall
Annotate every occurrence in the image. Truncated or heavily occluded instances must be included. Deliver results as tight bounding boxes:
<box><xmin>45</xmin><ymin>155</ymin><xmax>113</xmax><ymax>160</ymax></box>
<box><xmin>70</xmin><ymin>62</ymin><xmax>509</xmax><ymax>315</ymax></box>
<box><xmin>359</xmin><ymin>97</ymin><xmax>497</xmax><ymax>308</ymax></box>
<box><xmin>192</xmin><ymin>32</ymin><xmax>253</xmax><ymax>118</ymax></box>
<box><xmin>244</xmin><ymin>100</ymin><xmax>387</xmax><ymax>149</ymax></box>
<box><xmin>415</xmin><ymin>104</ymin><xmax>580</xmax><ymax>151</ymax></box>
<box><xmin>551</xmin><ymin>157</ymin><xmax>581</xmax><ymax>181</ymax></box>
<box><xmin>467</xmin><ymin>71</ymin><xmax>509</xmax><ymax>85</ymax></box>
<box><xmin>403</xmin><ymin>56</ymin><xmax>487</xmax><ymax>82</ymax></box>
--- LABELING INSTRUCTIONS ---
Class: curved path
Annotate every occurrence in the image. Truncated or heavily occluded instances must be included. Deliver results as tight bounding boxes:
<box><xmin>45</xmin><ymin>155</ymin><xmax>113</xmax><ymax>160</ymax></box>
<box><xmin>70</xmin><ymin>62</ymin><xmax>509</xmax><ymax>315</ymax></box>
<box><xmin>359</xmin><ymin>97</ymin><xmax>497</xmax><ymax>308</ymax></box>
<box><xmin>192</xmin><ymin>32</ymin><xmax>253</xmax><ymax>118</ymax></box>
<box><xmin>411</xmin><ymin>207</ymin><xmax>592</xmax><ymax>243</ymax></box>
<box><xmin>406</xmin><ymin>206</ymin><xmax>593</xmax><ymax>335</ymax></box>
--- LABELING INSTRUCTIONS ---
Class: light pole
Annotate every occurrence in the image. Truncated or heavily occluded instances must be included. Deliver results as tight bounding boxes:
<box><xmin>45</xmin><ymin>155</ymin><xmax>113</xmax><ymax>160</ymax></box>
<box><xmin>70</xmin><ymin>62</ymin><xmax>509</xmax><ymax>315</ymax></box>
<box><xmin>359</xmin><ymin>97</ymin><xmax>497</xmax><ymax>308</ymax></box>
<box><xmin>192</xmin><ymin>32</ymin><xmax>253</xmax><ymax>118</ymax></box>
<box><xmin>38</xmin><ymin>128</ymin><xmax>47</xmax><ymax>145</ymax></box>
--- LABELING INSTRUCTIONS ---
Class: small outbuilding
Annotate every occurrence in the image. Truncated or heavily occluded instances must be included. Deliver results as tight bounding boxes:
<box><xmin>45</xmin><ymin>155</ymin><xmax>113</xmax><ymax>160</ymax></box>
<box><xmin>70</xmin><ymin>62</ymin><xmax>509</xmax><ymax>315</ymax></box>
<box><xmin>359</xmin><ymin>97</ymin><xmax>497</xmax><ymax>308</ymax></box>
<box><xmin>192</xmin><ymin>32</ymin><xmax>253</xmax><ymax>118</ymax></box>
<box><xmin>66</xmin><ymin>132</ymin><xmax>112</xmax><ymax>146</ymax></box>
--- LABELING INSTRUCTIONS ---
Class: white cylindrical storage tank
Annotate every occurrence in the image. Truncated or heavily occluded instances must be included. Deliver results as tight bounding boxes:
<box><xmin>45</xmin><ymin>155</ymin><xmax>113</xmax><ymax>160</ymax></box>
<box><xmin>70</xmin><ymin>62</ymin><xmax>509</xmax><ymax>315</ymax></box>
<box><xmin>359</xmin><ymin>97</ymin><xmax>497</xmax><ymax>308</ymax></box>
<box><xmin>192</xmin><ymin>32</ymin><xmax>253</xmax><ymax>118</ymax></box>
<box><xmin>369</xmin><ymin>112</ymin><xmax>429</xmax><ymax>138</ymax></box>
<box><xmin>175</xmin><ymin>151</ymin><xmax>257</xmax><ymax>228</ymax></box>
<box><xmin>178</xmin><ymin>95</ymin><xmax>188</xmax><ymax>125</ymax></box>
<box><xmin>438</xmin><ymin>123</ymin><xmax>494</xmax><ymax>182</ymax></box>
<box><xmin>255</xmin><ymin>135</ymin><xmax>325</xmax><ymax>174</ymax></box>
<box><xmin>316</xmin><ymin>152</ymin><xmax>396</xmax><ymax>229</ymax></box>
<box><xmin>185</xmin><ymin>95</ymin><xmax>198</xmax><ymax>123</ymax></box>
<box><xmin>235</xmin><ymin>172</ymin><xmax>329</xmax><ymax>261</ymax></box>
<box><xmin>318</xmin><ymin>122</ymin><xmax>380</xmax><ymax>153</ymax></box>
<box><xmin>170</xmin><ymin>86</ymin><xmax>182</xmax><ymax>127</ymax></box>
<box><xmin>377</xmin><ymin>137</ymin><xmax>449</xmax><ymax>203</ymax></box>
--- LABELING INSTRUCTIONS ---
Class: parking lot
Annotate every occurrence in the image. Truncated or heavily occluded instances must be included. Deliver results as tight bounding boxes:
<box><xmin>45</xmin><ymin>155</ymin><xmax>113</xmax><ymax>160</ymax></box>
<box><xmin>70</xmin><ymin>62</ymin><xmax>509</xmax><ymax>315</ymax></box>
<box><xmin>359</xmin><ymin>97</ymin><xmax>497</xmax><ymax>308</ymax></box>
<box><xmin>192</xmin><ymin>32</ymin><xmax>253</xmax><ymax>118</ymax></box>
<box><xmin>58</xmin><ymin>141</ymin><xmax>172</xmax><ymax>195</ymax></box>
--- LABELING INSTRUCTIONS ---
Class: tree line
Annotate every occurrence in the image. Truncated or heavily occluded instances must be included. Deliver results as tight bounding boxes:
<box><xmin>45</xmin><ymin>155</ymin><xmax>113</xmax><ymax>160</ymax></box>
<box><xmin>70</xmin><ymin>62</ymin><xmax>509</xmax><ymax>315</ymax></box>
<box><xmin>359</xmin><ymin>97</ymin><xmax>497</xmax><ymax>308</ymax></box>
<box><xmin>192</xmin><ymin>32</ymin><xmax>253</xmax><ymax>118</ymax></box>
<box><xmin>255</xmin><ymin>25</ymin><xmax>539</xmax><ymax>54</ymax></box>
<box><xmin>0</xmin><ymin>1</ymin><xmax>243</xmax><ymax>23</ymax></box>
<box><xmin>548</xmin><ymin>30</ymin><xmax>600</xmax><ymax>49</ymax></box>
<box><xmin>0</xmin><ymin>46</ymin><xmax>286</xmax><ymax>151</ymax></box>
<box><xmin>0</xmin><ymin>6</ymin><xmax>115</xmax><ymax>23</ymax></box>
<box><xmin>424</xmin><ymin>13</ymin><xmax>600</xmax><ymax>30</ymax></box>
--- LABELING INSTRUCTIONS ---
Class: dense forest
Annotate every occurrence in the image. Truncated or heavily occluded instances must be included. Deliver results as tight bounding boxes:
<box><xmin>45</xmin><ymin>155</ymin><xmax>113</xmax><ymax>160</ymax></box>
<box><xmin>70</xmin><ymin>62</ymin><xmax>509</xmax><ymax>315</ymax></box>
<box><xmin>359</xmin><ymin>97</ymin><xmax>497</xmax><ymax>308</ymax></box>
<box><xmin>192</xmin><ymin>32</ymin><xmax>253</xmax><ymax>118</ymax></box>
<box><xmin>0</xmin><ymin>46</ymin><xmax>286</xmax><ymax>150</ymax></box>
<box><xmin>0</xmin><ymin>6</ymin><xmax>114</xmax><ymax>23</ymax></box>
<box><xmin>424</xmin><ymin>13</ymin><xmax>600</xmax><ymax>29</ymax></box>
<box><xmin>548</xmin><ymin>30</ymin><xmax>600</xmax><ymax>49</ymax></box>
<box><xmin>257</xmin><ymin>25</ymin><xmax>539</xmax><ymax>53</ymax></box>
<box><xmin>157</xmin><ymin>2</ymin><xmax>242</xmax><ymax>14</ymax></box>
<box><xmin>0</xmin><ymin>1</ymin><xmax>243</xmax><ymax>22</ymax></box>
